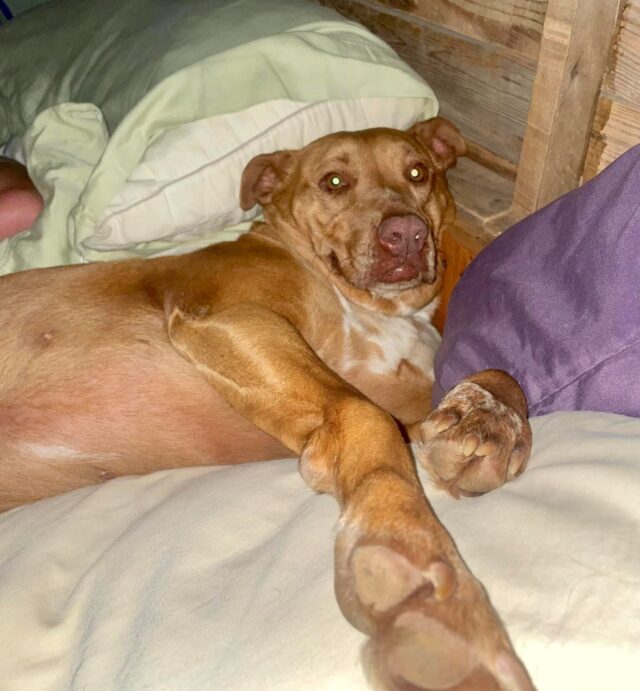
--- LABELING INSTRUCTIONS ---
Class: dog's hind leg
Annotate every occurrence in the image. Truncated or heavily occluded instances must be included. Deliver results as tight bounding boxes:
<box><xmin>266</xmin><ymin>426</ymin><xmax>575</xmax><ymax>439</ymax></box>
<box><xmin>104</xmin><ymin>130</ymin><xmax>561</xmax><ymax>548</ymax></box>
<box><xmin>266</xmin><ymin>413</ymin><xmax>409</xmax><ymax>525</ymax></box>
<box><xmin>166</xmin><ymin>302</ymin><xmax>535</xmax><ymax>691</ymax></box>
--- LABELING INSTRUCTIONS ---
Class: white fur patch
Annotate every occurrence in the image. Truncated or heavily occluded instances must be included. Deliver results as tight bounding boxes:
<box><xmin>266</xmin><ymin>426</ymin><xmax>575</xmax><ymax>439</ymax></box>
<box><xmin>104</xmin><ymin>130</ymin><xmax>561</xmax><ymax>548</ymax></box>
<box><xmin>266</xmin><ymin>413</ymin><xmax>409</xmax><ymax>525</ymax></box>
<box><xmin>20</xmin><ymin>443</ymin><xmax>119</xmax><ymax>463</ymax></box>
<box><xmin>21</xmin><ymin>443</ymin><xmax>90</xmax><ymax>460</ymax></box>
<box><xmin>335</xmin><ymin>289</ymin><xmax>440</xmax><ymax>377</ymax></box>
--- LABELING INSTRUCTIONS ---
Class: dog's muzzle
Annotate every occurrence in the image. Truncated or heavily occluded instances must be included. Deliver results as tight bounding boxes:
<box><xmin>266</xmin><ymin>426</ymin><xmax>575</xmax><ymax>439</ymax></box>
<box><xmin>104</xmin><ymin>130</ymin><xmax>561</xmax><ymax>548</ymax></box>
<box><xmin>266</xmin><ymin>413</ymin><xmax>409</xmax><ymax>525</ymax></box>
<box><xmin>372</xmin><ymin>214</ymin><xmax>434</xmax><ymax>284</ymax></box>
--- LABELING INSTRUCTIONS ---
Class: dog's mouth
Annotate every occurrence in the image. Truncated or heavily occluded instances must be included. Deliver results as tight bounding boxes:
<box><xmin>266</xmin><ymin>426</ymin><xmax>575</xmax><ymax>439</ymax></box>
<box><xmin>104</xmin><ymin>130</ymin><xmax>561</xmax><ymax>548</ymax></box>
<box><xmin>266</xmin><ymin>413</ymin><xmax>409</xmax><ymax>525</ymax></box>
<box><xmin>370</xmin><ymin>251</ymin><xmax>427</xmax><ymax>284</ymax></box>
<box><xmin>328</xmin><ymin>247</ymin><xmax>435</xmax><ymax>292</ymax></box>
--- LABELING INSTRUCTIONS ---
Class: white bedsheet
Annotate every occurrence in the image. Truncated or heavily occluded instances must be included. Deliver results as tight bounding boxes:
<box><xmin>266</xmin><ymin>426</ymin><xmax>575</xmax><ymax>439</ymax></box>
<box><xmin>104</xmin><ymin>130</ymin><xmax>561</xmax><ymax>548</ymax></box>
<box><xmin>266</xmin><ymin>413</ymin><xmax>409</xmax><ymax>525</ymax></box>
<box><xmin>1</xmin><ymin>411</ymin><xmax>639</xmax><ymax>690</ymax></box>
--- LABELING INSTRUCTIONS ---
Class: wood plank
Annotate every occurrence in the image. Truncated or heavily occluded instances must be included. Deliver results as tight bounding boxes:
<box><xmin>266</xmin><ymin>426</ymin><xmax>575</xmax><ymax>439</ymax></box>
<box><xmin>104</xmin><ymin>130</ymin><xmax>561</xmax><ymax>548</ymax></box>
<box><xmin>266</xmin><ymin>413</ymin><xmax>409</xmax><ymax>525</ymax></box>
<box><xmin>318</xmin><ymin>0</ymin><xmax>535</xmax><ymax>168</ymax></box>
<box><xmin>503</xmin><ymin>0</ymin><xmax>621</xmax><ymax>221</ymax></box>
<box><xmin>373</xmin><ymin>0</ymin><xmax>548</xmax><ymax>61</ymax></box>
<box><xmin>432</xmin><ymin>227</ymin><xmax>477</xmax><ymax>333</ymax></box>
<box><xmin>447</xmin><ymin>157</ymin><xmax>514</xmax><ymax>243</ymax></box>
<box><xmin>603</xmin><ymin>1</ymin><xmax>640</xmax><ymax>105</ymax></box>
<box><xmin>583</xmin><ymin>97</ymin><xmax>640</xmax><ymax>180</ymax></box>
<box><xmin>466</xmin><ymin>140</ymin><xmax>517</xmax><ymax>181</ymax></box>
<box><xmin>582</xmin><ymin>97</ymin><xmax>612</xmax><ymax>181</ymax></box>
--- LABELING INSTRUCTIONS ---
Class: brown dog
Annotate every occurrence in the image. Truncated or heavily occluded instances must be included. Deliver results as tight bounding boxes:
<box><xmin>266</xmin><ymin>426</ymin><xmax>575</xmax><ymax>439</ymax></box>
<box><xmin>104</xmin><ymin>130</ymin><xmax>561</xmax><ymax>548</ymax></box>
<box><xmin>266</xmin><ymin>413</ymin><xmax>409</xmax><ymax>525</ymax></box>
<box><xmin>0</xmin><ymin>118</ymin><xmax>534</xmax><ymax>690</ymax></box>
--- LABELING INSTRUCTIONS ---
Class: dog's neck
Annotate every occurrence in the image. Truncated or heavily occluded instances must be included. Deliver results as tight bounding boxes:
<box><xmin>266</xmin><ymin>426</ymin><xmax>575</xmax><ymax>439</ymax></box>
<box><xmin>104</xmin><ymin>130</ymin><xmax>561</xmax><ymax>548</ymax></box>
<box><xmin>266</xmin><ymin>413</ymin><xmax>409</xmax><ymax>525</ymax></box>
<box><xmin>250</xmin><ymin>220</ymin><xmax>442</xmax><ymax>318</ymax></box>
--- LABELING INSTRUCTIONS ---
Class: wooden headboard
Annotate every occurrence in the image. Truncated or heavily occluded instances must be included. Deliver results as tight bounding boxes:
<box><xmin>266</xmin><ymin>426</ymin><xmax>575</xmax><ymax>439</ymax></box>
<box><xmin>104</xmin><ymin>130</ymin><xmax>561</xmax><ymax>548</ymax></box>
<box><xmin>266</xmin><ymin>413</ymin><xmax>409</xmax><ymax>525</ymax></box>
<box><xmin>316</xmin><ymin>0</ymin><xmax>631</xmax><ymax>329</ymax></box>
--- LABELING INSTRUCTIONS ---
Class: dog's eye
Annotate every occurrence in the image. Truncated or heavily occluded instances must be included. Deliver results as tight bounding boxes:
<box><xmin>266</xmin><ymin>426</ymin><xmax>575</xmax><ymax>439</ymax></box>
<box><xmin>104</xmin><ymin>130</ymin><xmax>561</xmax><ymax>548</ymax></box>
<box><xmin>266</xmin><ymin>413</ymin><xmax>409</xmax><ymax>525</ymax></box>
<box><xmin>322</xmin><ymin>173</ymin><xmax>347</xmax><ymax>192</ymax></box>
<box><xmin>407</xmin><ymin>164</ymin><xmax>428</xmax><ymax>184</ymax></box>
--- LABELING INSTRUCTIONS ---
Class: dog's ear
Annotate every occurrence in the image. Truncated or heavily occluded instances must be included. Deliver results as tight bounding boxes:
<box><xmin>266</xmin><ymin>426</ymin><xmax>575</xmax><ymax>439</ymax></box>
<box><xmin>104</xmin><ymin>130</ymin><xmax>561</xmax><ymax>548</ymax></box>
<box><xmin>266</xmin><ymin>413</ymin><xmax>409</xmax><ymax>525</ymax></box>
<box><xmin>409</xmin><ymin>117</ymin><xmax>467</xmax><ymax>171</ymax></box>
<box><xmin>240</xmin><ymin>151</ymin><xmax>294</xmax><ymax>210</ymax></box>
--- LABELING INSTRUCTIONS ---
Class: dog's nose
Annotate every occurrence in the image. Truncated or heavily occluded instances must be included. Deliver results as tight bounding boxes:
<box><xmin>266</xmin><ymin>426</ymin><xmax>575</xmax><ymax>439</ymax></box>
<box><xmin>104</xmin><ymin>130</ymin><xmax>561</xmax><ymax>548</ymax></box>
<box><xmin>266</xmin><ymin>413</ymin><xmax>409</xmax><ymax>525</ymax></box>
<box><xmin>377</xmin><ymin>215</ymin><xmax>428</xmax><ymax>256</ymax></box>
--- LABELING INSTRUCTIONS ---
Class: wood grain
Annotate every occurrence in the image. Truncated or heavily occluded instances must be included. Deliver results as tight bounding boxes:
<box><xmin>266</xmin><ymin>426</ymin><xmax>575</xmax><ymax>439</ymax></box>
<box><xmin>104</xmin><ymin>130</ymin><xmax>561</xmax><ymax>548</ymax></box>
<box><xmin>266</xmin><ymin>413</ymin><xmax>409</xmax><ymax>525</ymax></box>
<box><xmin>505</xmin><ymin>0</ymin><xmax>621</xmax><ymax>219</ymax></box>
<box><xmin>602</xmin><ymin>1</ymin><xmax>640</xmax><ymax>104</ymax></box>
<box><xmin>583</xmin><ymin>97</ymin><xmax>640</xmax><ymax>180</ymax></box>
<box><xmin>583</xmin><ymin>1</ymin><xmax>640</xmax><ymax>183</ymax></box>
<box><xmin>373</xmin><ymin>0</ymin><xmax>548</xmax><ymax>60</ymax></box>
<box><xmin>447</xmin><ymin>157</ymin><xmax>515</xmax><ymax>244</ymax></box>
<box><xmin>582</xmin><ymin>97</ymin><xmax>612</xmax><ymax>182</ymax></box>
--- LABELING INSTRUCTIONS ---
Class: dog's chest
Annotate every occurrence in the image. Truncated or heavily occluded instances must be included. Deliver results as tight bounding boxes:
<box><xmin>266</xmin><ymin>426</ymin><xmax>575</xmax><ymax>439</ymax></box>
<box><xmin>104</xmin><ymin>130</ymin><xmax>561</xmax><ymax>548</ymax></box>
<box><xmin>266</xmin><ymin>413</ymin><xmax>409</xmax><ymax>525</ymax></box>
<box><xmin>319</xmin><ymin>291</ymin><xmax>440</xmax><ymax>395</ymax></box>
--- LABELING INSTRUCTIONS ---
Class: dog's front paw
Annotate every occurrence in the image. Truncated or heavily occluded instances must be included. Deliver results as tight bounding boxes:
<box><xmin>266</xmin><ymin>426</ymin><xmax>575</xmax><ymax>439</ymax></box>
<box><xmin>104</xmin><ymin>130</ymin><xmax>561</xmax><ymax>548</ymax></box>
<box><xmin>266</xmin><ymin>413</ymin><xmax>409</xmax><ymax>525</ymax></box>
<box><xmin>335</xmin><ymin>525</ymin><xmax>535</xmax><ymax>691</ymax></box>
<box><xmin>417</xmin><ymin>380</ymin><xmax>532</xmax><ymax>497</ymax></box>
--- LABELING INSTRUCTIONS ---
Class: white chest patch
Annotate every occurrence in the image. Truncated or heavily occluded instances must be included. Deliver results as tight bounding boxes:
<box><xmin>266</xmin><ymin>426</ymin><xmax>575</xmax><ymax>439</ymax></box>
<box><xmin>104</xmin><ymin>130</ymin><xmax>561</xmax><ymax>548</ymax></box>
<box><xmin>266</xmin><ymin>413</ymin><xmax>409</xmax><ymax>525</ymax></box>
<box><xmin>334</xmin><ymin>289</ymin><xmax>441</xmax><ymax>377</ymax></box>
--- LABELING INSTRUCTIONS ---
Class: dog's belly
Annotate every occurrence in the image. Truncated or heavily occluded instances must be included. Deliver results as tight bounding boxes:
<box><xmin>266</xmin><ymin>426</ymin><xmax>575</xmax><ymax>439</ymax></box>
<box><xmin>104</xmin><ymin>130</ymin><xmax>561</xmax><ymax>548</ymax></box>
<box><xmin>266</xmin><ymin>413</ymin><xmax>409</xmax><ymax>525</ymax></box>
<box><xmin>0</xmin><ymin>342</ymin><xmax>290</xmax><ymax>508</ymax></box>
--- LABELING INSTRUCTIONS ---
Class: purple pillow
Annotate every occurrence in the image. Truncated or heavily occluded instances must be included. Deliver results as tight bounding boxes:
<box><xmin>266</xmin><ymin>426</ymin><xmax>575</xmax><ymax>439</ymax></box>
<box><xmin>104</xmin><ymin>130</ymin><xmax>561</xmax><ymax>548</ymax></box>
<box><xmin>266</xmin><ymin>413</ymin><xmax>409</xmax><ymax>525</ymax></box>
<box><xmin>434</xmin><ymin>144</ymin><xmax>640</xmax><ymax>417</ymax></box>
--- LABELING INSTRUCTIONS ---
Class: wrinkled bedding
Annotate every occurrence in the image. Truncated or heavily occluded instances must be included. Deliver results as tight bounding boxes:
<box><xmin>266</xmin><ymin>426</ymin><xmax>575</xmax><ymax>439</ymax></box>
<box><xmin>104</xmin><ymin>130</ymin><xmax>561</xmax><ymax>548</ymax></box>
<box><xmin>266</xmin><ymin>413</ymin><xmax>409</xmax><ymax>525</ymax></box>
<box><xmin>1</xmin><ymin>411</ymin><xmax>638</xmax><ymax>691</ymax></box>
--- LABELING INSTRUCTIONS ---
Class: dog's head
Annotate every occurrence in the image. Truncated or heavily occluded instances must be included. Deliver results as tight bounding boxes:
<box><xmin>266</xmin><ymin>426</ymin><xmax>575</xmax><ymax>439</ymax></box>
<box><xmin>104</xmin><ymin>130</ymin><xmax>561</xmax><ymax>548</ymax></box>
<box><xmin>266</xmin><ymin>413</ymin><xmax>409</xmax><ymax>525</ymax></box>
<box><xmin>240</xmin><ymin>117</ymin><xmax>466</xmax><ymax>313</ymax></box>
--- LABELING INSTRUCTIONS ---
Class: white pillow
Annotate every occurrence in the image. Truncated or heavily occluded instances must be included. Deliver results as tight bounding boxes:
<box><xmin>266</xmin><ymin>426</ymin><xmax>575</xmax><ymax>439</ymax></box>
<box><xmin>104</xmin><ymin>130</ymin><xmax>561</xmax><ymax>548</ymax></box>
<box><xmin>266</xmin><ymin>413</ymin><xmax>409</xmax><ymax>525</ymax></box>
<box><xmin>92</xmin><ymin>96</ymin><xmax>435</xmax><ymax>250</ymax></box>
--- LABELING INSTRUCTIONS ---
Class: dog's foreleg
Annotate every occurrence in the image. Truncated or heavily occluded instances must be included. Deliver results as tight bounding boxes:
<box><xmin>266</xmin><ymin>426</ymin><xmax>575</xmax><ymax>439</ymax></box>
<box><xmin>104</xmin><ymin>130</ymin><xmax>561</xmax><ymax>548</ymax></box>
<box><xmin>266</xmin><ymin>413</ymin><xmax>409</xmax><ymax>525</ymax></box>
<box><xmin>166</xmin><ymin>303</ymin><xmax>534</xmax><ymax>691</ymax></box>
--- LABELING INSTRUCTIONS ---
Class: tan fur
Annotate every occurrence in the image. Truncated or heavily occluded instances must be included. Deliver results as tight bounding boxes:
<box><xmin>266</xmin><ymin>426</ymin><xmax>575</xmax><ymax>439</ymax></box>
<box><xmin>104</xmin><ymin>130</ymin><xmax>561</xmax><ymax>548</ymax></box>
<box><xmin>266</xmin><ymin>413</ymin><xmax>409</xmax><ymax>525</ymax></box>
<box><xmin>0</xmin><ymin>119</ymin><xmax>535</xmax><ymax>690</ymax></box>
